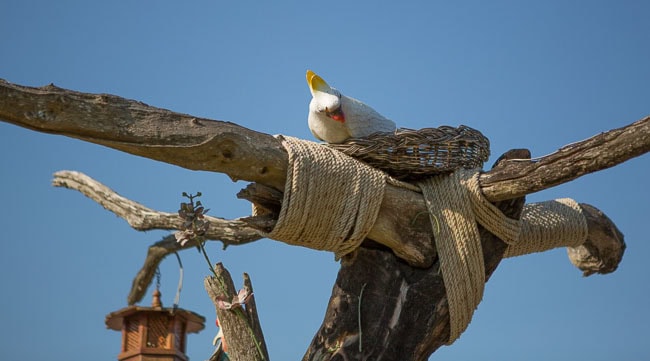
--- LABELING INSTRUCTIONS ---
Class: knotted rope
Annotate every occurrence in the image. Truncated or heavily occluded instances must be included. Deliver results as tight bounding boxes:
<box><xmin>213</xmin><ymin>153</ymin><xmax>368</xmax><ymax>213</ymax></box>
<box><xmin>256</xmin><ymin>136</ymin><xmax>589</xmax><ymax>344</ymax></box>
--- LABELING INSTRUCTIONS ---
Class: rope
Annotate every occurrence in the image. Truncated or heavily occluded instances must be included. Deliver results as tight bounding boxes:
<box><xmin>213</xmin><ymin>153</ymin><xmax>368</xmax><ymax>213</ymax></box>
<box><xmin>418</xmin><ymin>169</ymin><xmax>589</xmax><ymax>344</ymax></box>
<box><xmin>505</xmin><ymin>198</ymin><xmax>588</xmax><ymax>258</ymax></box>
<box><xmin>255</xmin><ymin>136</ymin><xmax>589</xmax><ymax>344</ymax></box>
<box><xmin>258</xmin><ymin>136</ymin><xmax>387</xmax><ymax>259</ymax></box>
<box><xmin>464</xmin><ymin>172</ymin><xmax>521</xmax><ymax>244</ymax></box>
<box><xmin>418</xmin><ymin>170</ymin><xmax>486</xmax><ymax>344</ymax></box>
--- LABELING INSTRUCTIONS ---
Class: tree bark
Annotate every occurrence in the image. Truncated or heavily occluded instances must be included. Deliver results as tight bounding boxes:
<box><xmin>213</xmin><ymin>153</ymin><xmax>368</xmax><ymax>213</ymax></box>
<box><xmin>302</xmin><ymin>153</ymin><xmax>526</xmax><ymax>361</ymax></box>
<box><xmin>204</xmin><ymin>263</ymin><xmax>269</xmax><ymax>361</ymax></box>
<box><xmin>49</xmin><ymin>167</ymin><xmax>625</xmax><ymax>361</ymax></box>
<box><xmin>0</xmin><ymin>79</ymin><xmax>643</xmax><ymax>361</ymax></box>
<box><xmin>52</xmin><ymin>168</ymin><xmax>625</xmax><ymax>307</ymax></box>
<box><xmin>2</xmin><ymin>79</ymin><xmax>648</xmax><ymax>267</ymax></box>
<box><xmin>2</xmin><ymin>80</ymin><xmax>648</xmax><ymax>201</ymax></box>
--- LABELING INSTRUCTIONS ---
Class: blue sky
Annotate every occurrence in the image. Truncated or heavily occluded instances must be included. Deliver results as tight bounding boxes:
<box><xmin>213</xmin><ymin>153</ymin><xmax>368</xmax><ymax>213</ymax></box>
<box><xmin>1</xmin><ymin>1</ymin><xmax>648</xmax><ymax>360</ymax></box>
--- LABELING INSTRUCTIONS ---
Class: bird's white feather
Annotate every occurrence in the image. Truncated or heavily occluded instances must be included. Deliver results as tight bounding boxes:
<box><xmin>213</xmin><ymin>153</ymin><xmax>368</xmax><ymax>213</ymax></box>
<box><xmin>306</xmin><ymin>70</ymin><xmax>396</xmax><ymax>143</ymax></box>
<box><xmin>339</xmin><ymin>94</ymin><xmax>396</xmax><ymax>138</ymax></box>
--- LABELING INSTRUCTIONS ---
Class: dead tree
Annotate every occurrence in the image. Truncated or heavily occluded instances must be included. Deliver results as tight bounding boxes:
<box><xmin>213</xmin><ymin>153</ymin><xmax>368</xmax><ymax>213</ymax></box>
<box><xmin>0</xmin><ymin>79</ymin><xmax>647</xmax><ymax>361</ymax></box>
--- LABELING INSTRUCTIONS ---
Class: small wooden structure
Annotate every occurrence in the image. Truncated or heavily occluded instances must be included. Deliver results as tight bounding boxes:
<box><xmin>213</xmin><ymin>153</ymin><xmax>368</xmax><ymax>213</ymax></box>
<box><xmin>106</xmin><ymin>290</ymin><xmax>205</xmax><ymax>361</ymax></box>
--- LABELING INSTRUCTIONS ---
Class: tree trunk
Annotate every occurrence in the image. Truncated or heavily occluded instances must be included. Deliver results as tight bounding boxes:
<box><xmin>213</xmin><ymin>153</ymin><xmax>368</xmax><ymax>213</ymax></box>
<box><xmin>0</xmin><ymin>79</ymin><xmax>643</xmax><ymax>361</ymax></box>
<box><xmin>1</xmin><ymin>79</ymin><xmax>646</xmax><ymax>267</ymax></box>
<box><xmin>300</xmin><ymin>152</ymin><xmax>525</xmax><ymax>361</ymax></box>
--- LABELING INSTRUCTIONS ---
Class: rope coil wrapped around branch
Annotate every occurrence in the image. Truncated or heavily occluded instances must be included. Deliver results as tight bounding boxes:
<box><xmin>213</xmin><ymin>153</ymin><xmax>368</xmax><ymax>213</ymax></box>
<box><xmin>254</xmin><ymin>135</ymin><xmax>588</xmax><ymax>344</ymax></box>
<box><xmin>255</xmin><ymin>136</ymin><xmax>389</xmax><ymax>259</ymax></box>
<box><xmin>419</xmin><ymin>170</ymin><xmax>588</xmax><ymax>343</ymax></box>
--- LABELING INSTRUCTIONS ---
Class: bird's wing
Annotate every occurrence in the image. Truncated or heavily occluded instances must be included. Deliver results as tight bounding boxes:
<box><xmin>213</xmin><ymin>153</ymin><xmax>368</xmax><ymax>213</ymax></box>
<box><xmin>342</xmin><ymin>96</ymin><xmax>396</xmax><ymax>138</ymax></box>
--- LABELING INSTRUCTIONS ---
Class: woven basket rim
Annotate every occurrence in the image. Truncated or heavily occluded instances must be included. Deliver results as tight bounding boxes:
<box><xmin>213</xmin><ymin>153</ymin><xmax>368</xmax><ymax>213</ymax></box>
<box><xmin>327</xmin><ymin>125</ymin><xmax>490</xmax><ymax>180</ymax></box>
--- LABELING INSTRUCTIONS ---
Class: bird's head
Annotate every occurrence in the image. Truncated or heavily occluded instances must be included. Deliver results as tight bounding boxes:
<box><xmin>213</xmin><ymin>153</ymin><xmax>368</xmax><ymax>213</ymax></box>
<box><xmin>306</xmin><ymin>70</ymin><xmax>345</xmax><ymax>123</ymax></box>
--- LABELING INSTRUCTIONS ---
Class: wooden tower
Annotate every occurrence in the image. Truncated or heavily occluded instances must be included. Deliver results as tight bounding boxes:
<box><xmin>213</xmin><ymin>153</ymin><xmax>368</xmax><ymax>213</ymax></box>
<box><xmin>106</xmin><ymin>290</ymin><xmax>205</xmax><ymax>361</ymax></box>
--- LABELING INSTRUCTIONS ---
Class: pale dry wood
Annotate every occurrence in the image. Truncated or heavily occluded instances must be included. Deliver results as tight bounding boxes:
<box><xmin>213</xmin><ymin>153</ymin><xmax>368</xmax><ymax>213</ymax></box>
<box><xmin>55</xmin><ymin>167</ymin><xmax>624</xmax><ymax>308</ymax></box>
<box><xmin>204</xmin><ymin>264</ymin><xmax>268</xmax><ymax>361</ymax></box>
<box><xmin>0</xmin><ymin>79</ymin><xmax>641</xmax><ymax>361</ymax></box>
<box><xmin>480</xmin><ymin>117</ymin><xmax>650</xmax><ymax>201</ymax></box>
<box><xmin>52</xmin><ymin>170</ymin><xmax>262</xmax><ymax>245</ymax></box>
<box><xmin>242</xmin><ymin>273</ymin><xmax>270</xmax><ymax>361</ymax></box>
<box><xmin>568</xmin><ymin>203</ymin><xmax>626</xmax><ymax>276</ymax></box>
<box><xmin>51</xmin><ymin>170</ymin><xmax>264</xmax><ymax>304</ymax></box>
<box><xmin>238</xmin><ymin>182</ymin><xmax>436</xmax><ymax>266</ymax></box>
<box><xmin>3</xmin><ymin>80</ymin><xmax>649</xmax><ymax>267</ymax></box>
<box><xmin>2</xmin><ymin>79</ymin><xmax>648</xmax><ymax>203</ymax></box>
<box><xmin>0</xmin><ymin>79</ymin><xmax>288</xmax><ymax>189</ymax></box>
<box><xmin>238</xmin><ymin>180</ymin><xmax>627</xmax><ymax>276</ymax></box>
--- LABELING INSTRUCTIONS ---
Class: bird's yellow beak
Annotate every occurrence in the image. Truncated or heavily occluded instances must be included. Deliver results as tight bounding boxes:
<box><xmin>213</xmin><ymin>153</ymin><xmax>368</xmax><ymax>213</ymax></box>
<box><xmin>306</xmin><ymin>70</ymin><xmax>331</xmax><ymax>95</ymax></box>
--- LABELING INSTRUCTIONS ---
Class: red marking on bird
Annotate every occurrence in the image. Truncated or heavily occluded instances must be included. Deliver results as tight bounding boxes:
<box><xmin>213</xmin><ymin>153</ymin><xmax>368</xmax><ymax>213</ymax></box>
<box><xmin>331</xmin><ymin>114</ymin><xmax>345</xmax><ymax>122</ymax></box>
<box><xmin>327</xmin><ymin>108</ymin><xmax>345</xmax><ymax>123</ymax></box>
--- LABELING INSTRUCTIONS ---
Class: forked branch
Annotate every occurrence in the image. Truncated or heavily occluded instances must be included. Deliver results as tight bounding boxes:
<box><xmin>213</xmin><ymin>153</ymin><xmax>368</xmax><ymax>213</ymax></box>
<box><xmin>0</xmin><ymin>78</ymin><xmax>636</xmax><ymax>361</ymax></box>
<box><xmin>4</xmin><ymin>80</ymin><xmax>649</xmax><ymax>269</ymax></box>
<box><xmin>1</xmin><ymin>79</ymin><xmax>648</xmax><ymax>200</ymax></box>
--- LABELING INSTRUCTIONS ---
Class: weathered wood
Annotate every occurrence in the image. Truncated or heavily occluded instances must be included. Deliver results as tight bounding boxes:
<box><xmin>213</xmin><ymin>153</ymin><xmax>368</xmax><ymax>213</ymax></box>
<box><xmin>52</xmin><ymin>170</ymin><xmax>261</xmax><ymax>244</ymax></box>
<box><xmin>568</xmin><ymin>203</ymin><xmax>626</xmax><ymax>276</ymax></box>
<box><xmin>235</xmin><ymin>148</ymin><xmax>627</xmax><ymax>277</ymax></box>
<box><xmin>55</xmin><ymin>167</ymin><xmax>625</xmax><ymax>308</ymax></box>
<box><xmin>242</xmin><ymin>273</ymin><xmax>270</xmax><ymax>361</ymax></box>
<box><xmin>479</xmin><ymin>117</ymin><xmax>650</xmax><ymax>201</ymax></box>
<box><xmin>302</xmin><ymin>152</ymin><xmax>527</xmax><ymax>361</ymax></box>
<box><xmin>3</xmin><ymin>80</ymin><xmax>647</xmax><ymax>201</ymax></box>
<box><xmin>0</xmin><ymin>79</ymin><xmax>641</xmax><ymax>361</ymax></box>
<box><xmin>237</xmin><ymin>182</ymin><xmax>438</xmax><ymax>267</ymax></box>
<box><xmin>3</xmin><ymin>80</ymin><xmax>648</xmax><ymax>267</ymax></box>
<box><xmin>2</xmin><ymin>79</ymin><xmax>647</xmax><ymax>200</ymax></box>
<box><xmin>204</xmin><ymin>263</ymin><xmax>268</xmax><ymax>361</ymax></box>
<box><xmin>51</xmin><ymin>170</ymin><xmax>262</xmax><ymax>304</ymax></box>
<box><xmin>0</xmin><ymin>80</ymin><xmax>288</xmax><ymax>189</ymax></box>
<box><xmin>237</xmin><ymin>183</ymin><xmax>282</xmax><ymax>215</ymax></box>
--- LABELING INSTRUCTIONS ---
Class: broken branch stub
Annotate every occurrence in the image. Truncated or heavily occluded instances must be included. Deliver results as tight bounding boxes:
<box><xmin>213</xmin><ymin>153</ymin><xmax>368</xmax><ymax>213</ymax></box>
<box><xmin>204</xmin><ymin>263</ymin><xmax>268</xmax><ymax>361</ymax></box>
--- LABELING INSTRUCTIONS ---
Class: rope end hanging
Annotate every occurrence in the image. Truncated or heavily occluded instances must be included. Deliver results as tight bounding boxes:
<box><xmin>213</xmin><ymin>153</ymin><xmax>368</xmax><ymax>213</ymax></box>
<box><xmin>418</xmin><ymin>169</ymin><xmax>486</xmax><ymax>344</ymax></box>
<box><xmin>253</xmin><ymin>135</ymin><xmax>591</xmax><ymax>345</ymax></box>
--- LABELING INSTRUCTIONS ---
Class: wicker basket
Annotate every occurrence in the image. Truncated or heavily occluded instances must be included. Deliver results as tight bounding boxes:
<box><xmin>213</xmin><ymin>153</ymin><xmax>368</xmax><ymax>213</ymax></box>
<box><xmin>327</xmin><ymin>125</ymin><xmax>490</xmax><ymax>180</ymax></box>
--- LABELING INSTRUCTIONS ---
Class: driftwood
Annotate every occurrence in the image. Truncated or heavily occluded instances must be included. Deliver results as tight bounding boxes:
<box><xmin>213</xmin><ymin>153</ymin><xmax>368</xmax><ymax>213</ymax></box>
<box><xmin>1</xmin><ymin>79</ymin><xmax>647</xmax><ymax>267</ymax></box>
<box><xmin>204</xmin><ymin>264</ymin><xmax>270</xmax><ymax>361</ymax></box>
<box><xmin>50</xmin><ymin>169</ymin><xmax>624</xmax><ymax>306</ymax></box>
<box><xmin>49</xmin><ymin>166</ymin><xmax>624</xmax><ymax>361</ymax></box>
<box><xmin>0</xmin><ymin>79</ymin><xmax>645</xmax><ymax>361</ymax></box>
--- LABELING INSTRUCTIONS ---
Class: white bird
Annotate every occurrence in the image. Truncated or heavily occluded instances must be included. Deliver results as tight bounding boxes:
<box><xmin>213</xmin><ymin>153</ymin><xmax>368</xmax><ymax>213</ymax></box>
<box><xmin>306</xmin><ymin>70</ymin><xmax>396</xmax><ymax>143</ymax></box>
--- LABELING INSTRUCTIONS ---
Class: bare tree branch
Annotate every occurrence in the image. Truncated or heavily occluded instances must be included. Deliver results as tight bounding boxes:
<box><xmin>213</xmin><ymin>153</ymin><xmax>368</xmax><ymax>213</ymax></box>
<box><xmin>51</xmin><ymin>170</ymin><xmax>263</xmax><ymax>304</ymax></box>
<box><xmin>52</xmin><ymin>170</ymin><xmax>262</xmax><ymax>245</ymax></box>
<box><xmin>53</xmin><ymin>168</ymin><xmax>624</xmax><ymax>307</ymax></box>
<box><xmin>480</xmin><ymin>117</ymin><xmax>650</xmax><ymax>201</ymax></box>
<box><xmin>4</xmin><ymin>79</ymin><xmax>648</xmax><ymax>269</ymax></box>
<box><xmin>0</xmin><ymin>79</ymin><xmax>642</xmax><ymax>361</ymax></box>
<box><xmin>0</xmin><ymin>79</ymin><xmax>288</xmax><ymax>189</ymax></box>
<box><xmin>128</xmin><ymin>234</ymin><xmax>189</xmax><ymax>305</ymax></box>
<box><xmin>2</xmin><ymin>79</ymin><xmax>648</xmax><ymax>202</ymax></box>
